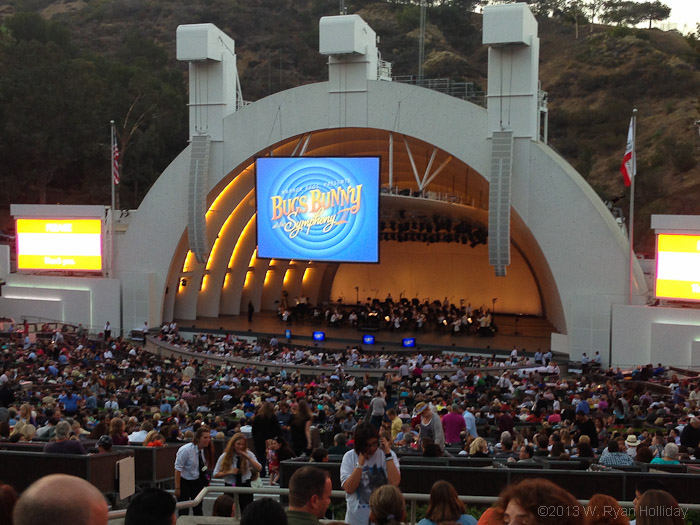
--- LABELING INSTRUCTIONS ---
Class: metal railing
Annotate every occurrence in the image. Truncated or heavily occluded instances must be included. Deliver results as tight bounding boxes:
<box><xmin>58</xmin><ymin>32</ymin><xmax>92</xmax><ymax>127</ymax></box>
<box><xmin>393</xmin><ymin>76</ymin><xmax>486</xmax><ymax>107</ymax></box>
<box><xmin>107</xmin><ymin>485</ymin><xmax>700</xmax><ymax>523</ymax></box>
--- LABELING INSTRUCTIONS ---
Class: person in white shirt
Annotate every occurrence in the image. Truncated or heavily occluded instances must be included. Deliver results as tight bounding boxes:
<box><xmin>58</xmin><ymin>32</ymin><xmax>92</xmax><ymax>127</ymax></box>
<box><xmin>213</xmin><ymin>432</ymin><xmax>261</xmax><ymax>513</ymax></box>
<box><xmin>174</xmin><ymin>427</ymin><xmax>211</xmax><ymax>516</ymax></box>
<box><xmin>128</xmin><ymin>422</ymin><xmax>154</xmax><ymax>444</ymax></box>
<box><xmin>340</xmin><ymin>422</ymin><xmax>400</xmax><ymax>525</ymax></box>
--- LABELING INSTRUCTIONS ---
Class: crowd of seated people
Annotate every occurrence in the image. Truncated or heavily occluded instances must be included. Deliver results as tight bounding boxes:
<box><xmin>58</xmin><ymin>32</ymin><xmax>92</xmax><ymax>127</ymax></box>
<box><xmin>1</xmin><ymin>319</ymin><xmax>699</xmax><ymax>523</ymax></box>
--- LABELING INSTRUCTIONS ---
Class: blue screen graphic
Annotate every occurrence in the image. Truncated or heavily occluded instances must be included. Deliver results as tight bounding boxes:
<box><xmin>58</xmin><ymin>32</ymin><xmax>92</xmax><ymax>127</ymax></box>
<box><xmin>402</xmin><ymin>338</ymin><xmax>416</xmax><ymax>348</ymax></box>
<box><xmin>256</xmin><ymin>157</ymin><xmax>380</xmax><ymax>263</ymax></box>
<box><xmin>313</xmin><ymin>331</ymin><xmax>325</xmax><ymax>341</ymax></box>
<box><xmin>363</xmin><ymin>334</ymin><xmax>375</xmax><ymax>345</ymax></box>
<box><xmin>285</xmin><ymin>329</ymin><xmax>292</xmax><ymax>339</ymax></box>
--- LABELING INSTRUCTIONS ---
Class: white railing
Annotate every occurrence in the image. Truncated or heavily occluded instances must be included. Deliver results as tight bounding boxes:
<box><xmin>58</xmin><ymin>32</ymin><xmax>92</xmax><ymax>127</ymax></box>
<box><xmin>107</xmin><ymin>485</ymin><xmax>700</xmax><ymax>524</ymax></box>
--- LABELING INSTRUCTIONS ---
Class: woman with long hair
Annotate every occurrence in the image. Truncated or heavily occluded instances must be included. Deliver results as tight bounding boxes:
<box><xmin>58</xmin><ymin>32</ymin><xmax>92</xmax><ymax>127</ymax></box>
<box><xmin>272</xmin><ymin>436</ymin><xmax>295</xmax><ymax>462</ymax></box>
<box><xmin>251</xmin><ymin>401</ymin><xmax>281</xmax><ymax>477</ymax></box>
<box><xmin>636</xmin><ymin>490</ymin><xmax>683</xmax><ymax>525</ymax></box>
<box><xmin>469</xmin><ymin>437</ymin><xmax>490</xmax><ymax>458</ymax></box>
<box><xmin>369</xmin><ymin>485</ymin><xmax>406</xmax><ymax>525</ymax></box>
<box><xmin>290</xmin><ymin>400</ymin><xmax>313</xmax><ymax>456</ymax></box>
<box><xmin>109</xmin><ymin>417</ymin><xmax>128</xmax><ymax>445</ymax></box>
<box><xmin>213</xmin><ymin>433</ymin><xmax>262</xmax><ymax>514</ymax></box>
<box><xmin>87</xmin><ymin>420</ymin><xmax>107</xmax><ymax>440</ymax></box>
<box><xmin>418</xmin><ymin>480</ymin><xmax>477</xmax><ymax>525</ymax></box>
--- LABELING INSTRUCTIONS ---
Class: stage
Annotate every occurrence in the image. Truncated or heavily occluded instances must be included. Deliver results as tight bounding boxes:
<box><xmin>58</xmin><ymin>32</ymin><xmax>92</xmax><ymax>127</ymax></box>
<box><xmin>174</xmin><ymin>312</ymin><xmax>554</xmax><ymax>357</ymax></box>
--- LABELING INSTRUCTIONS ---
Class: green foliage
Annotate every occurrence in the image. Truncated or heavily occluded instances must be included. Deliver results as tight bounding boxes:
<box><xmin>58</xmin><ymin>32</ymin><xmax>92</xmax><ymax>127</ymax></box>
<box><xmin>0</xmin><ymin>12</ymin><xmax>187</xmax><ymax>207</ymax></box>
<box><xmin>395</xmin><ymin>4</ymin><xmax>421</xmax><ymax>31</ymax></box>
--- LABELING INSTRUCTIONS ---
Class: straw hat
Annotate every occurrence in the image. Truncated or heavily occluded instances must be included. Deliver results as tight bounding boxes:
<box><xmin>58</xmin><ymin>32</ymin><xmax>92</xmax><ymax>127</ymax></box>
<box><xmin>625</xmin><ymin>435</ymin><xmax>639</xmax><ymax>447</ymax></box>
<box><xmin>414</xmin><ymin>402</ymin><xmax>429</xmax><ymax>416</ymax></box>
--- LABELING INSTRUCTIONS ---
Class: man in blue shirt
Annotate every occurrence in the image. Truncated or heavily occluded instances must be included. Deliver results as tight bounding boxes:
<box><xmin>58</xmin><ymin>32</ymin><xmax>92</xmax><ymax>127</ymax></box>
<box><xmin>462</xmin><ymin>406</ymin><xmax>478</xmax><ymax>438</ymax></box>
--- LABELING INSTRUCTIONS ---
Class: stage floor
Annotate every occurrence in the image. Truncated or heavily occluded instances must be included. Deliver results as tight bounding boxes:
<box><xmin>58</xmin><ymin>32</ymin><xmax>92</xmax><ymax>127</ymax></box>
<box><xmin>175</xmin><ymin>312</ymin><xmax>553</xmax><ymax>356</ymax></box>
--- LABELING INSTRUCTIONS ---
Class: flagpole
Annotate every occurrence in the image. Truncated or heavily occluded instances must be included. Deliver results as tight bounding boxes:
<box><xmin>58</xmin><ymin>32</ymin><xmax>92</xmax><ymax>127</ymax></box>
<box><xmin>110</xmin><ymin>120</ymin><xmax>116</xmax><ymax>280</ymax></box>
<box><xmin>628</xmin><ymin>108</ymin><xmax>637</xmax><ymax>305</ymax></box>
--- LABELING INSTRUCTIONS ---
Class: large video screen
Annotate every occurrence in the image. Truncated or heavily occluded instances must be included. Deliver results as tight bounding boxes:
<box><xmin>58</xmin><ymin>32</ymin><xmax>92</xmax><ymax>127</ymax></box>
<box><xmin>256</xmin><ymin>157</ymin><xmax>380</xmax><ymax>263</ymax></box>
<box><xmin>655</xmin><ymin>233</ymin><xmax>700</xmax><ymax>302</ymax></box>
<box><xmin>16</xmin><ymin>218</ymin><xmax>103</xmax><ymax>271</ymax></box>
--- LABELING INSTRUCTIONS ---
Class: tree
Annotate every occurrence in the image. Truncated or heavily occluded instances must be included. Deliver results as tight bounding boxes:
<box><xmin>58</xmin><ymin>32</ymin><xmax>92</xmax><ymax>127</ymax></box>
<box><xmin>637</xmin><ymin>0</ymin><xmax>671</xmax><ymax>28</ymax></box>
<box><xmin>584</xmin><ymin>0</ymin><xmax>606</xmax><ymax>31</ymax></box>
<box><xmin>601</xmin><ymin>0</ymin><xmax>644</xmax><ymax>25</ymax></box>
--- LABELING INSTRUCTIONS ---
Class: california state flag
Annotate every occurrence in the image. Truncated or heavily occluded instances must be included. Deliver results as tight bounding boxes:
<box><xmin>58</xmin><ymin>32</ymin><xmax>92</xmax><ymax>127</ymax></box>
<box><xmin>620</xmin><ymin>117</ymin><xmax>635</xmax><ymax>187</ymax></box>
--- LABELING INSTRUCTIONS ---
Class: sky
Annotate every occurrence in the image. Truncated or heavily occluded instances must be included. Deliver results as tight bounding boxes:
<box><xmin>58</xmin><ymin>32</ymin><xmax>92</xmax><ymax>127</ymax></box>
<box><xmin>654</xmin><ymin>0</ymin><xmax>699</xmax><ymax>33</ymax></box>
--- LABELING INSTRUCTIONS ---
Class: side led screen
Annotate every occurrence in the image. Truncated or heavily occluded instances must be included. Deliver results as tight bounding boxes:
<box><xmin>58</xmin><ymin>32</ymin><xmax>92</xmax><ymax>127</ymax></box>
<box><xmin>313</xmin><ymin>331</ymin><xmax>325</xmax><ymax>341</ymax></box>
<box><xmin>256</xmin><ymin>157</ymin><xmax>380</xmax><ymax>263</ymax></box>
<box><xmin>16</xmin><ymin>219</ymin><xmax>102</xmax><ymax>271</ymax></box>
<box><xmin>363</xmin><ymin>334</ymin><xmax>375</xmax><ymax>345</ymax></box>
<box><xmin>656</xmin><ymin>234</ymin><xmax>700</xmax><ymax>302</ymax></box>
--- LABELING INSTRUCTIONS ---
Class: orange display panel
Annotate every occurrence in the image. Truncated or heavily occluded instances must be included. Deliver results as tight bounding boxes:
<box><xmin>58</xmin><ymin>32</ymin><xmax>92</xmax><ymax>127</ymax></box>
<box><xmin>655</xmin><ymin>233</ymin><xmax>700</xmax><ymax>302</ymax></box>
<box><xmin>16</xmin><ymin>219</ymin><xmax>102</xmax><ymax>271</ymax></box>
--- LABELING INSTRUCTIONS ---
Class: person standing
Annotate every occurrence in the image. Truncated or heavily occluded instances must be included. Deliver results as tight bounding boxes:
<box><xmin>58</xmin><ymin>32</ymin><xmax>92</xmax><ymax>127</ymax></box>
<box><xmin>174</xmin><ymin>427</ymin><xmax>211</xmax><ymax>516</ymax></box>
<box><xmin>368</xmin><ymin>389</ymin><xmax>387</xmax><ymax>430</ymax></box>
<box><xmin>248</xmin><ymin>301</ymin><xmax>255</xmax><ymax>323</ymax></box>
<box><xmin>415</xmin><ymin>402</ymin><xmax>445</xmax><ymax>450</ymax></box>
<box><xmin>104</xmin><ymin>321</ymin><xmax>111</xmax><ymax>341</ymax></box>
<box><xmin>290</xmin><ymin>400</ymin><xmax>313</xmax><ymax>456</ymax></box>
<box><xmin>252</xmin><ymin>402</ymin><xmax>281</xmax><ymax>477</ymax></box>
<box><xmin>213</xmin><ymin>433</ymin><xmax>262</xmax><ymax>514</ymax></box>
<box><xmin>340</xmin><ymin>422</ymin><xmax>400</xmax><ymax>525</ymax></box>
<box><xmin>442</xmin><ymin>404</ymin><xmax>466</xmax><ymax>447</ymax></box>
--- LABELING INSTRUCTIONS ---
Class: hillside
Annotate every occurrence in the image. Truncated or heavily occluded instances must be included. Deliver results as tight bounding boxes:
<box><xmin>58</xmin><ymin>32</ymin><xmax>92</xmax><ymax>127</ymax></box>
<box><xmin>0</xmin><ymin>0</ymin><xmax>698</xmax><ymax>254</ymax></box>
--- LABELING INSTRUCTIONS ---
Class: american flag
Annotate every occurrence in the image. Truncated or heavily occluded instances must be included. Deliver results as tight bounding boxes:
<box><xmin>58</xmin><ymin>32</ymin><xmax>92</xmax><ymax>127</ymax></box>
<box><xmin>112</xmin><ymin>130</ymin><xmax>120</xmax><ymax>185</ymax></box>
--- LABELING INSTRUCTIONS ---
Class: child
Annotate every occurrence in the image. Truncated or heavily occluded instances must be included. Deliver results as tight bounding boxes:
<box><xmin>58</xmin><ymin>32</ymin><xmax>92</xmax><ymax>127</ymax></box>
<box><xmin>266</xmin><ymin>438</ymin><xmax>280</xmax><ymax>485</ymax></box>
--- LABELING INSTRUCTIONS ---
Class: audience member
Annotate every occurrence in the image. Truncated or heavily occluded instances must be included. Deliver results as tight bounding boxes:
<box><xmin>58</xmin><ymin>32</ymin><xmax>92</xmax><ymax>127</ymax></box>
<box><xmin>43</xmin><ymin>421</ymin><xmax>86</xmax><ymax>455</ymax></box>
<box><xmin>286</xmin><ymin>466</ymin><xmax>332</xmax><ymax>525</ymax></box>
<box><xmin>13</xmin><ymin>474</ymin><xmax>108</xmax><ymax>525</ymax></box>
<box><xmin>635</xmin><ymin>490</ymin><xmax>683</xmax><ymax>525</ymax></box>
<box><xmin>418</xmin><ymin>480</ymin><xmax>477</xmax><ymax>525</ymax></box>
<box><xmin>340</xmin><ymin>422</ymin><xmax>400</xmax><ymax>525</ymax></box>
<box><xmin>369</xmin><ymin>485</ymin><xmax>405</xmax><ymax>525</ymax></box>
<box><xmin>240</xmin><ymin>498</ymin><xmax>287</xmax><ymax>525</ymax></box>
<box><xmin>211</xmin><ymin>494</ymin><xmax>235</xmax><ymax>518</ymax></box>
<box><xmin>174</xmin><ymin>426</ymin><xmax>211</xmax><ymax>516</ymax></box>
<box><xmin>213</xmin><ymin>432</ymin><xmax>262</xmax><ymax>513</ymax></box>
<box><xmin>584</xmin><ymin>494</ymin><xmax>628</xmax><ymax>525</ymax></box>
<box><xmin>0</xmin><ymin>481</ymin><xmax>18</xmax><ymax>525</ymax></box>
<box><xmin>125</xmin><ymin>488</ymin><xmax>176</xmax><ymax>525</ymax></box>
<box><xmin>494</xmin><ymin>478</ymin><xmax>584</xmax><ymax>525</ymax></box>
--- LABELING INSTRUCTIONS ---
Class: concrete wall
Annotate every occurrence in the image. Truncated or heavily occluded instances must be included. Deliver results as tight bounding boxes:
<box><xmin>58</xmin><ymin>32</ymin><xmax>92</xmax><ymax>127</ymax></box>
<box><xmin>612</xmin><ymin>304</ymin><xmax>700</xmax><ymax>367</ymax></box>
<box><xmin>0</xmin><ymin>246</ymin><xmax>121</xmax><ymax>334</ymax></box>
